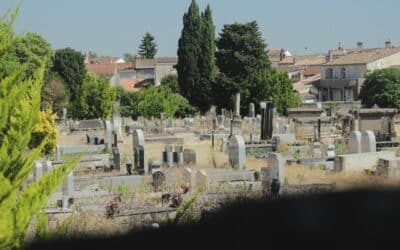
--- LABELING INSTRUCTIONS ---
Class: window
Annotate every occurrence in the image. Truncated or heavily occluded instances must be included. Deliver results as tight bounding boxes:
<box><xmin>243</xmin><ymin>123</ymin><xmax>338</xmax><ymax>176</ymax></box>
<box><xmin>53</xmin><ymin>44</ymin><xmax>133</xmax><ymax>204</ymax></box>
<box><xmin>340</xmin><ymin>68</ymin><xmax>346</xmax><ymax>79</ymax></box>
<box><xmin>326</xmin><ymin>68</ymin><xmax>333</xmax><ymax>79</ymax></box>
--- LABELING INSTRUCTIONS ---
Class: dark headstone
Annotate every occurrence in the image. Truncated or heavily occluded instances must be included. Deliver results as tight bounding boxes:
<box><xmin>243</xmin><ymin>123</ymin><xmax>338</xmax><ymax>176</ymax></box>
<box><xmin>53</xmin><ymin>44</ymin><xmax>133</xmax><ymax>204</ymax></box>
<box><xmin>134</xmin><ymin>145</ymin><xmax>145</xmax><ymax>175</ymax></box>
<box><xmin>183</xmin><ymin>149</ymin><xmax>196</xmax><ymax>165</ymax></box>
<box><xmin>112</xmin><ymin>147</ymin><xmax>120</xmax><ymax>170</ymax></box>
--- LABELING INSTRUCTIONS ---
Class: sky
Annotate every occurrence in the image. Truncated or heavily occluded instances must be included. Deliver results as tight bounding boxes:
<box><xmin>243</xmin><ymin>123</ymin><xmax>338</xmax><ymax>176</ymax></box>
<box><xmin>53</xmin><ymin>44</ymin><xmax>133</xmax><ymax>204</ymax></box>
<box><xmin>1</xmin><ymin>0</ymin><xmax>400</xmax><ymax>57</ymax></box>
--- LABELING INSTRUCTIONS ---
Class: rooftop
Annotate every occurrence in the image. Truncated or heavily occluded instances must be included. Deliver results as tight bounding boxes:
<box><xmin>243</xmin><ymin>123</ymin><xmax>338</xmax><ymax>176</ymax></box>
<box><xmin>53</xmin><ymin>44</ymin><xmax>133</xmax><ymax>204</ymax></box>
<box><xmin>324</xmin><ymin>47</ymin><xmax>400</xmax><ymax>66</ymax></box>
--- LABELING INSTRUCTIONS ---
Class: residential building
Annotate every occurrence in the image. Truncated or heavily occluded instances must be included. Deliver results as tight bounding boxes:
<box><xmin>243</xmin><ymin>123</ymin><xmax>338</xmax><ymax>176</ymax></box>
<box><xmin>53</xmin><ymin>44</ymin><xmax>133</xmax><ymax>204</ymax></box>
<box><xmin>319</xmin><ymin>45</ymin><xmax>400</xmax><ymax>102</ymax></box>
<box><xmin>154</xmin><ymin>57</ymin><xmax>178</xmax><ymax>86</ymax></box>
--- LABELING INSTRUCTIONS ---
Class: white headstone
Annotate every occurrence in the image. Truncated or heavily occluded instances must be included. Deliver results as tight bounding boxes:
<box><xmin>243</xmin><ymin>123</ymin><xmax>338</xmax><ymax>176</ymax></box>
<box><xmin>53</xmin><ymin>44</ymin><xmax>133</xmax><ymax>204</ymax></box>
<box><xmin>348</xmin><ymin>131</ymin><xmax>362</xmax><ymax>154</ymax></box>
<box><xmin>361</xmin><ymin>130</ymin><xmax>376</xmax><ymax>153</ymax></box>
<box><xmin>112</xmin><ymin>100</ymin><xmax>122</xmax><ymax>141</ymax></box>
<box><xmin>234</xmin><ymin>93</ymin><xmax>241</xmax><ymax>118</ymax></box>
<box><xmin>228</xmin><ymin>135</ymin><xmax>246</xmax><ymax>170</ymax></box>
<box><xmin>132</xmin><ymin>129</ymin><xmax>145</xmax><ymax>148</ymax></box>
<box><xmin>267</xmin><ymin>153</ymin><xmax>284</xmax><ymax>184</ymax></box>
<box><xmin>62</xmin><ymin>108</ymin><xmax>67</xmax><ymax>121</ymax></box>
<box><xmin>104</xmin><ymin>120</ymin><xmax>113</xmax><ymax>150</ymax></box>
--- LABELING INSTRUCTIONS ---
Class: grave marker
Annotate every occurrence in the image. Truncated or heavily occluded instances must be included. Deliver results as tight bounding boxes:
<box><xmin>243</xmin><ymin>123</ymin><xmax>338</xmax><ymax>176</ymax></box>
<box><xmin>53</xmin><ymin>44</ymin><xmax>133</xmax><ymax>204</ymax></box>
<box><xmin>361</xmin><ymin>130</ymin><xmax>376</xmax><ymax>153</ymax></box>
<box><xmin>348</xmin><ymin>131</ymin><xmax>362</xmax><ymax>154</ymax></box>
<box><xmin>228</xmin><ymin>135</ymin><xmax>246</xmax><ymax>170</ymax></box>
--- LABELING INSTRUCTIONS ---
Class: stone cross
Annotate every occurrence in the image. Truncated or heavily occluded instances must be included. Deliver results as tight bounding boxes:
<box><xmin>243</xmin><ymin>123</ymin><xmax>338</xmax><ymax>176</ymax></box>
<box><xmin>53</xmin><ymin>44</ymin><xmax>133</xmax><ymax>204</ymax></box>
<box><xmin>348</xmin><ymin>131</ymin><xmax>362</xmax><ymax>154</ymax></box>
<box><xmin>361</xmin><ymin>130</ymin><xmax>376</xmax><ymax>153</ymax></box>
<box><xmin>228</xmin><ymin>135</ymin><xmax>246</xmax><ymax>170</ymax></box>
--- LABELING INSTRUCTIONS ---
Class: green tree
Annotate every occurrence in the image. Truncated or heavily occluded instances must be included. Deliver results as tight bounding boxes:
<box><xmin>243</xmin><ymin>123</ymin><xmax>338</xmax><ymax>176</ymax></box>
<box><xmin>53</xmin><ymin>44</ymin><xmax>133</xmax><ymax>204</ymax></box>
<box><xmin>177</xmin><ymin>0</ymin><xmax>203</xmax><ymax>111</ymax></box>
<box><xmin>216</xmin><ymin>21</ymin><xmax>270</xmax><ymax>88</ymax></box>
<box><xmin>41</xmin><ymin>71</ymin><xmax>69</xmax><ymax>115</ymax></box>
<box><xmin>29</xmin><ymin>109</ymin><xmax>58</xmax><ymax>155</ymax></box>
<box><xmin>136</xmin><ymin>86</ymin><xmax>196</xmax><ymax>118</ymax></box>
<box><xmin>138</xmin><ymin>32</ymin><xmax>157</xmax><ymax>59</ymax></box>
<box><xmin>242</xmin><ymin>68</ymin><xmax>301</xmax><ymax>115</ymax></box>
<box><xmin>359</xmin><ymin>68</ymin><xmax>400</xmax><ymax>108</ymax></box>
<box><xmin>72</xmin><ymin>73</ymin><xmax>116</xmax><ymax>119</ymax></box>
<box><xmin>0</xmin><ymin>32</ymin><xmax>53</xmax><ymax>79</ymax></box>
<box><xmin>52</xmin><ymin>47</ymin><xmax>86</xmax><ymax>100</ymax></box>
<box><xmin>161</xmin><ymin>74</ymin><xmax>180</xmax><ymax>93</ymax></box>
<box><xmin>0</xmin><ymin>10</ymin><xmax>78</xmax><ymax>249</ymax></box>
<box><xmin>196</xmin><ymin>4</ymin><xmax>217</xmax><ymax>112</ymax></box>
<box><xmin>214</xmin><ymin>21</ymin><xmax>271</xmax><ymax>111</ymax></box>
<box><xmin>116</xmin><ymin>87</ymin><xmax>140</xmax><ymax>119</ymax></box>
<box><xmin>123</xmin><ymin>53</ymin><xmax>134</xmax><ymax>62</ymax></box>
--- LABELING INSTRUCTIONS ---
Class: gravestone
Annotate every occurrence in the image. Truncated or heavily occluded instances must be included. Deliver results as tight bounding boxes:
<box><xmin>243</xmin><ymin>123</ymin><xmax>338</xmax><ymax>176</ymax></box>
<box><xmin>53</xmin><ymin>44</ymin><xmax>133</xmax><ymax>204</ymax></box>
<box><xmin>165</xmin><ymin>145</ymin><xmax>174</xmax><ymax>167</ymax></box>
<box><xmin>112</xmin><ymin>100</ymin><xmax>122</xmax><ymax>141</ymax></box>
<box><xmin>327</xmin><ymin>144</ymin><xmax>336</xmax><ymax>160</ymax></box>
<box><xmin>267</xmin><ymin>153</ymin><xmax>285</xmax><ymax>184</ymax></box>
<box><xmin>348</xmin><ymin>131</ymin><xmax>362</xmax><ymax>154</ymax></box>
<box><xmin>112</xmin><ymin>147</ymin><xmax>121</xmax><ymax>170</ymax></box>
<box><xmin>210</xmin><ymin>106</ymin><xmax>217</xmax><ymax>120</ymax></box>
<box><xmin>132</xmin><ymin>129</ymin><xmax>145</xmax><ymax>174</ymax></box>
<box><xmin>261</xmin><ymin>102</ymin><xmax>274</xmax><ymax>140</ymax></box>
<box><xmin>152</xmin><ymin>171</ymin><xmax>166</xmax><ymax>192</ymax></box>
<box><xmin>249</xmin><ymin>103</ymin><xmax>255</xmax><ymax>119</ymax></box>
<box><xmin>183</xmin><ymin>167</ymin><xmax>196</xmax><ymax>188</ymax></box>
<box><xmin>167</xmin><ymin>117</ymin><xmax>173</xmax><ymax>128</ymax></box>
<box><xmin>361</xmin><ymin>130</ymin><xmax>376</xmax><ymax>153</ymax></box>
<box><xmin>62</xmin><ymin>108</ymin><xmax>67</xmax><ymax>121</ymax></box>
<box><xmin>220</xmin><ymin>138</ymin><xmax>228</xmax><ymax>152</ymax></box>
<box><xmin>62</xmin><ymin>172</ymin><xmax>74</xmax><ymax>209</ymax></box>
<box><xmin>228</xmin><ymin>135</ymin><xmax>246</xmax><ymax>170</ymax></box>
<box><xmin>104</xmin><ymin>120</ymin><xmax>112</xmax><ymax>150</ymax></box>
<box><xmin>183</xmin><ymin>149</ymin><xmax>196</xmax><ymax>165</ymax></box>
<box><xmin>175</xmin><ymin>145</ymin><xmax>184</xmax><ymax>166</ymax></box>
<box><xmin>34</xmin><ymin>161</ymin><xmax>43</xmax><ymax>181</ymax></box>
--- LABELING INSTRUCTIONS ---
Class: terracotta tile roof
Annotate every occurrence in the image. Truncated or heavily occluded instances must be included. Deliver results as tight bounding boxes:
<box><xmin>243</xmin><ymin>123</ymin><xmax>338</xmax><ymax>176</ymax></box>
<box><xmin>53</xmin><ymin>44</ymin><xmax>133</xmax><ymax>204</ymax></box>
<box><xmin>156</xmin><ymin>57</ymin><xmax>178</xmax><ymax>64</ymax></box>
<box><xmin>303</xmin><ymin>65</ymin><xmax>321</xmax><ymax>77</ymax></box>
<box><xmin>324</xmin><ymin>47</ymin><xmax>400</xmax><ymax>66</ymax></box>
<box><xmin>278</xmin><ymin>54</ymin><xmax>327</xmax><ymax>66</ymax></box>
<box><xmin>120</xmin><ymin>78</ymin><xmax>147</xmax><ymax>92</ymax></box>
<box><xmin>86</xmin><ymin>63</ymin><xmax>133</xmax><ymax>77</ymax></box>
<box><xmin>276</xmin><ymin>65</ymin><xmax>304</xmax><ymax>73</ymax></box>
<box><xmin>135</xmin><ymin>58</ymin><xmax>155</xmax><ymax>69</ymax></box>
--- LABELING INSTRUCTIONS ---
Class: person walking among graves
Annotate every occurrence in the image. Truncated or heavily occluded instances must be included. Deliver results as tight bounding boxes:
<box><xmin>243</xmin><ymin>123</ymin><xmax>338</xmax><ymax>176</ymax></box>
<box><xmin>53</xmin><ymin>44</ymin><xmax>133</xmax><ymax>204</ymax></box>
<box><xmin>270</xmin><ymin>178</ymin><xmax>281</xmax><ymax>200</ymax></box>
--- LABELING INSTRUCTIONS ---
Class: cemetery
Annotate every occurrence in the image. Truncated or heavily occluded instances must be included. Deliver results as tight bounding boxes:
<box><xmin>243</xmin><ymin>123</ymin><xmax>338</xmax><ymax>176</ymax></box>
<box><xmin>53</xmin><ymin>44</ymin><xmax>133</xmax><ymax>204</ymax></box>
<box><xmin>25</xmin><ymin>99</ymin><xmax>400</xmax><ymax>238</ymax></box>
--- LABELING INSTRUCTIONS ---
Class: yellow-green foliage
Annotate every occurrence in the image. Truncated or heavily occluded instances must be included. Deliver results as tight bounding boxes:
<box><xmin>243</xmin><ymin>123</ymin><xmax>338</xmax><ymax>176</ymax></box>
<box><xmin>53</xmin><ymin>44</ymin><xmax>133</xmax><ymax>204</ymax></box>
<box><xmin>0</xmin><ymin>8</ymin><xmax>79</xmax><ymax>249</ymax></box>
<box><xmin>29</xmin><ymin>109</ymin><xmax>58</xmax><ymax>155</ymax></box>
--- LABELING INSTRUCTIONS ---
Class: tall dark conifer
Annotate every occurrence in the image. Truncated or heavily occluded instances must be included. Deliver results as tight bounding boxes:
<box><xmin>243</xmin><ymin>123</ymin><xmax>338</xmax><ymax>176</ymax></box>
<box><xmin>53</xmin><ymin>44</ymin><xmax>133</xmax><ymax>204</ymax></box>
<box><xmin>177</xmin><ymin>0</ymin><xmax>202</xmax><ymax>110</ymax></box>
<box><xmin>197</xmin><ymin>5</ymin><xmax>217</xmax><ymax>111</ymax></box>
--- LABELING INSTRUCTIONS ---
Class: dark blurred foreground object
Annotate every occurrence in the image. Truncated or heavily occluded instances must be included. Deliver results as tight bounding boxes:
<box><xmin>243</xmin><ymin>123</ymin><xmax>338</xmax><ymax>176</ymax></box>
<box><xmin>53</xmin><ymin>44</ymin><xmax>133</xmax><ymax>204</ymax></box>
<box><xmin>270</xmin><ymin>178</ymin><xmax>281</xmax><ymax>200</ymax></box>
<box><xmin>28</xmin><ymin>189</ymin><xmax>400</xmax><ymax>249</ymax></box>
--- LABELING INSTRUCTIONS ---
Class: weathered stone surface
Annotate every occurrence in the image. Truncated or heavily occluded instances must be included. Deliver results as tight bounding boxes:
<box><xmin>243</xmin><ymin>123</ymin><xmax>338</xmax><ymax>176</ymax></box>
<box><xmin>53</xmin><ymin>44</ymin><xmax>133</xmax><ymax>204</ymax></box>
<box><xmin>34</xmin><ymin>161</ymin><xmax>43</xmax><ymax>181</ymax></box>
<box><xmin>348</xmin><ymin>131</ymin><xmax>362</xmax><ymax>154</ymax></box>
<box><xmin>195</xmin><ymin>169</ymin><xmax>256</xmax><ymax>187</ymax></box>
<box><xmin>334</xmin><ymin>151</ymin><xmax>395</xmax><ymax>173</ymax></box>
<box><xmin>266</xmin><ymin>153</ymin><xmax>285</xmax><ymax>184</ymax></box>
<box><xmin>228</xmin><ymin>135</ymin><xmax>246</xmax><ymax>170</ymax></box>
<box><xmin>104</xmin><ymin>120</ymin><xmax>112</xmax><ymax>150</ymax></box>
<box><xmin>71</xmin><ymin>119</ymin><xmax>103</xmax><ymax>131</ymax></box>
<box><xmin>361</xmin><ymin>130</ymin><xmax>376</xmax><ymax>153</ymax></box>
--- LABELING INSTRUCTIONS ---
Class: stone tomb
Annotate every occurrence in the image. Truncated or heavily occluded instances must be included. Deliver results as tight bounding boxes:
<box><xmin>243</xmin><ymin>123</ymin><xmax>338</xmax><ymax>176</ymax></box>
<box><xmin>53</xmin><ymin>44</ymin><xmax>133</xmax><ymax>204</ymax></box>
<box><xmin>228</xmin><ymin>135</ymin><xmax>246</xmax><ymax>170</ymax></box>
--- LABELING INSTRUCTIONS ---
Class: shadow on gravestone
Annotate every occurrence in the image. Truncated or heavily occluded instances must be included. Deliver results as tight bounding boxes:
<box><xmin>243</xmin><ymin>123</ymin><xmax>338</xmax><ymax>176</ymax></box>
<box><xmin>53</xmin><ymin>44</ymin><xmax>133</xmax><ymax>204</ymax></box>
<box><xmin>361</xmin><ymin>130</ymin><xmax>376</xmax><ymax>153</ymax></box>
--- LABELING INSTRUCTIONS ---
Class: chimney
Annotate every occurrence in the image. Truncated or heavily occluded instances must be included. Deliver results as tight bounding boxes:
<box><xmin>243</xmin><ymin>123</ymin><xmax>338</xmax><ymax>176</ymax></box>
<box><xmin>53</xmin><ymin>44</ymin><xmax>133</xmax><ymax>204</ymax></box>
<box><xmin>279</xmin><ymin>48</ymin><xmax>285</xmax><ymax>61</ymax></box>
<box><xmin>357</xmin><ymin>41</ymin><xmax>363</xmax><ymax>49</ymax></box>
<box><xmin>385</xmin><ymin>40</ymin><xmax>392</xmax><ymax>48</ymax></box>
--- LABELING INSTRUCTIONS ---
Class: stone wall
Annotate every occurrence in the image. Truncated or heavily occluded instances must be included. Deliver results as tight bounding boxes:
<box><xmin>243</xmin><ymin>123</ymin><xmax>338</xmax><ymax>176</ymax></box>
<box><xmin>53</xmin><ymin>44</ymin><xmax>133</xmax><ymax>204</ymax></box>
<box><xmin>334</xmin><ymin>151</ymin><xmax>395</xmax><ymax>173</ymax></box>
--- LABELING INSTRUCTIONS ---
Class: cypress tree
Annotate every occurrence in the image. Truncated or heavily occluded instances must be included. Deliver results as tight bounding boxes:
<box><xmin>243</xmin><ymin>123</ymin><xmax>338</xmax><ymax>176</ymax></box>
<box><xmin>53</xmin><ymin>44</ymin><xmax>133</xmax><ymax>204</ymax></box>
<box><xmin>198</xmin><ymin>4</ymin><xmax>217</xmax><ymax>111</ymax></box>
<box><xmin>177</xmin><ymin>0</ymin><xmax>202</xmax><ymax>109</ymax></box>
